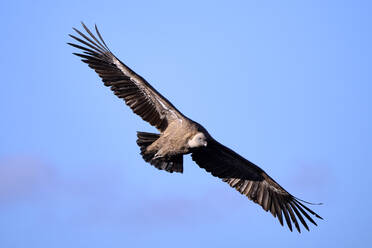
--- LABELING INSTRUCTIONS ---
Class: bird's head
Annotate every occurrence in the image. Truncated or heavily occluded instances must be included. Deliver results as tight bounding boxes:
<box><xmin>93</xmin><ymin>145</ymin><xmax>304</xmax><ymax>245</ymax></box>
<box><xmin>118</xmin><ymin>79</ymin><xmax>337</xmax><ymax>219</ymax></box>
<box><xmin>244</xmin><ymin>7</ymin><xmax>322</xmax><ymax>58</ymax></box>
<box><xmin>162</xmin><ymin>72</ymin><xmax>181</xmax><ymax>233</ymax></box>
<box><xmin>188</xmin><ymin>132</ymin><xmax>208</xmax><ymax>148</ymax></box>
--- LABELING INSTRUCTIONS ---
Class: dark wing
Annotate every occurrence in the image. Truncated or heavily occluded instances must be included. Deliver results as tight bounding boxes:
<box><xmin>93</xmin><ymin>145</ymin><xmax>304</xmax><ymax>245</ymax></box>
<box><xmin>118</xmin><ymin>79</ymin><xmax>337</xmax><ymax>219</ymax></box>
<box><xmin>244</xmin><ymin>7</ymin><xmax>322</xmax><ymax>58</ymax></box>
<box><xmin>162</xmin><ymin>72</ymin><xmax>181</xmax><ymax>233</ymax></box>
<box><xmin>191</xmin><ymin>139</ymin><xmax>322</xmax><ymax>233</ymax></box>
<box><xmin>68</xmin><ymin>23</ymin><xmax>184</xmax><ymax>131</ymax></box>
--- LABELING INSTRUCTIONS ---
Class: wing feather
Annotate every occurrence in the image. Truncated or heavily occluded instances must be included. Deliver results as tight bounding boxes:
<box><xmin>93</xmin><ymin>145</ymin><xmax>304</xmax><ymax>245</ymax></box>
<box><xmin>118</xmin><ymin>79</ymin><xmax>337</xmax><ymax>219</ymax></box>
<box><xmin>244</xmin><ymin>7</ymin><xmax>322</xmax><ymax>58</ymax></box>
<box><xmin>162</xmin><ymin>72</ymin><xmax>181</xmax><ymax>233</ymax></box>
<box><xmin>68</xmin><ymin>23</ymin><xmax>184</xmax><ymax>131</ymax></box>
<box><xmin>191</xmin><ymin>139</ymin><xmax>322</xmax><ymax>232</ymax></box>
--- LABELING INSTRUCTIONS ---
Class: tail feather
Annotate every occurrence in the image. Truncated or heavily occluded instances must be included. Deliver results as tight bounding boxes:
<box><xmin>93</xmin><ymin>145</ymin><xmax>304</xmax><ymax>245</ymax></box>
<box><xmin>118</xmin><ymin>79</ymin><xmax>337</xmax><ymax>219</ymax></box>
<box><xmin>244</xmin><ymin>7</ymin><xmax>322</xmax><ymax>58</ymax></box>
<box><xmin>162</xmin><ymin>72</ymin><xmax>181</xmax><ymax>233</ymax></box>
<box><xmin>136</xmin><ymin>131</ymin><xmax>183</xmax><ymax>173</ymax></box>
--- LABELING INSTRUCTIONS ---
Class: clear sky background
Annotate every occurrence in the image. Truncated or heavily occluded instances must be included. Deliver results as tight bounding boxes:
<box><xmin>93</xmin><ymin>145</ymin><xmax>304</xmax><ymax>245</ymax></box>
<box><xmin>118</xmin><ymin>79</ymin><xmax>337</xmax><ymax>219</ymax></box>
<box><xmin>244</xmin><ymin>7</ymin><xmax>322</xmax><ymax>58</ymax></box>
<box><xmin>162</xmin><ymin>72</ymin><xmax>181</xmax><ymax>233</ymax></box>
<box><xmin>1</xmin><ymin>0</ymin><xmax>371</xmax><ymax>247</ymax></box>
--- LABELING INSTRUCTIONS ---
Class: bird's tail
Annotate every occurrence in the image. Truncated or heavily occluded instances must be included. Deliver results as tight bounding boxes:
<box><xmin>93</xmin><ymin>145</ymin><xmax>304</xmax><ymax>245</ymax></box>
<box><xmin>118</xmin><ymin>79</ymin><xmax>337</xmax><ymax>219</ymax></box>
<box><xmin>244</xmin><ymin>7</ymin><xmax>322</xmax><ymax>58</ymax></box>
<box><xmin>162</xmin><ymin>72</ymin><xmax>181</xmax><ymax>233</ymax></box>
<box><xmin>136</xmin><ymin>131</ymin><xmax>183</xmax><ymax>173</ymax></box>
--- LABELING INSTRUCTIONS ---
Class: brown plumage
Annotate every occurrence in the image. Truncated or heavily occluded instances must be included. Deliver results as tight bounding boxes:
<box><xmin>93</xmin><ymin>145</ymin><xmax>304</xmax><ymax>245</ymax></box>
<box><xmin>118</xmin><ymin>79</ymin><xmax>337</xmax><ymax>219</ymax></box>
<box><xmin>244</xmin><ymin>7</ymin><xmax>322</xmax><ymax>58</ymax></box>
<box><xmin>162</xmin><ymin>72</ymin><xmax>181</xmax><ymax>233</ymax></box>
<box><xmin>68</xmin><ymin>23</ymin><xmax>322</xmax><ymax>233</ymax></box>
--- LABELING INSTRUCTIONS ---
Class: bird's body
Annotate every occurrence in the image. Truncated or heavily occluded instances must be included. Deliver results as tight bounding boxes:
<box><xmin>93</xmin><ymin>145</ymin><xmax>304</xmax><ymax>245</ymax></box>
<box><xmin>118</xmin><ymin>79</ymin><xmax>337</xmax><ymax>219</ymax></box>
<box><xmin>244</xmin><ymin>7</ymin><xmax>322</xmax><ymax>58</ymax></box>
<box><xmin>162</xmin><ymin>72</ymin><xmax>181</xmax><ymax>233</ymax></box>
<box><xmin>69</xmin><ymin>23</ymin><xmax>322</xmax><ymax>233</ymax></box>
<box><xmin>148</xmin><ymin>118</ymin><xmax>199</xmax><ymax>157</ymax></box>
<box><xmin>138</xmin><ymin>117</ymin><xmax>210</xmax><ymax>173</ymax></box>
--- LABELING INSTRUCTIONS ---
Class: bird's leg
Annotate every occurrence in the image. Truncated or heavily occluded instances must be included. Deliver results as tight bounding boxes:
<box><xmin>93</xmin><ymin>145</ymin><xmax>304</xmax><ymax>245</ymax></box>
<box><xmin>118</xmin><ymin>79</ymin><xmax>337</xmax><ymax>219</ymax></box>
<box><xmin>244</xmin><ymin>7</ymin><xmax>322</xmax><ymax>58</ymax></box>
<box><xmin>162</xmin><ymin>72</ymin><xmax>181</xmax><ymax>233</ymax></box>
<box><xmin>153</xmin><ymin>151</ymin><xmax>164</xmax><ymax>160</ymax></box>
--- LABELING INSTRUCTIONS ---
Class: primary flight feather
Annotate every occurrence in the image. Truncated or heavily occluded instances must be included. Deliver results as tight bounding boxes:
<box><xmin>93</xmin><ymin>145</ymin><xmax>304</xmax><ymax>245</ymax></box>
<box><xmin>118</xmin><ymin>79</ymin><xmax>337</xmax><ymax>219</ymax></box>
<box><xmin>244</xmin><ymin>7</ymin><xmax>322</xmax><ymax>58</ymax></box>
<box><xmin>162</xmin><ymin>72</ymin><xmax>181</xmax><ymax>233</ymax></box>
<box><xmin>68</xmin><ymin>23</ymin><xmax>322</xmax><ymax>233</ymax></box>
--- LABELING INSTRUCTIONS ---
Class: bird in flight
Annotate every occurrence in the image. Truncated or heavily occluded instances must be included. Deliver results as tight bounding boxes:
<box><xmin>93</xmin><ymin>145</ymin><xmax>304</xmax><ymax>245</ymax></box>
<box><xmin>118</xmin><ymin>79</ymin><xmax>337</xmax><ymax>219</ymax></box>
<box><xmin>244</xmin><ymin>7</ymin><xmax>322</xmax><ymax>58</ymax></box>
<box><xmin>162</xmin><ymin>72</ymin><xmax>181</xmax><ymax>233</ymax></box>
<box><xmin>68</xmin><ymin>23</ymin><xmax>322</xmax><ymax>233</ymax></box>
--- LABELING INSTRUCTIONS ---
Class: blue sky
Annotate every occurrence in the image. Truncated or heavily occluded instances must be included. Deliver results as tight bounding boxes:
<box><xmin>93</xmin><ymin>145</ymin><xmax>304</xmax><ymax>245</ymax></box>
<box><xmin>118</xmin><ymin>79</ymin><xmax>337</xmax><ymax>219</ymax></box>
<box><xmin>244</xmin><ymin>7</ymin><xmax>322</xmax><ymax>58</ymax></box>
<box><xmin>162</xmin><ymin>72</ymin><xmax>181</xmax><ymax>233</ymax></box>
<box><xmin>1</xmin><ymin>0</ymin><xmax>371</xmax><ymax>247</ymax></box>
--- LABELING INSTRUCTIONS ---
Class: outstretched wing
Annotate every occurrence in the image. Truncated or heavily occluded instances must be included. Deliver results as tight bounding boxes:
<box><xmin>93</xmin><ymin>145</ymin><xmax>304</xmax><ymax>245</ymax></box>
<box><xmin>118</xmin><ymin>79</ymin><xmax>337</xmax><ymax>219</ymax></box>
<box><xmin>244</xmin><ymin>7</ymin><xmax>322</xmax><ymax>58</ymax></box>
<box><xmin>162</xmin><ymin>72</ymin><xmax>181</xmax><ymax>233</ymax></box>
<box><xmin>68</xmin><ymin>23</ymin><xmax>184</xmax><ymax>131</ymax></box>
<box><xmin>191</xmin><ymin>139</ymin><xmax>322</xmax><ymax>233</ymax></box>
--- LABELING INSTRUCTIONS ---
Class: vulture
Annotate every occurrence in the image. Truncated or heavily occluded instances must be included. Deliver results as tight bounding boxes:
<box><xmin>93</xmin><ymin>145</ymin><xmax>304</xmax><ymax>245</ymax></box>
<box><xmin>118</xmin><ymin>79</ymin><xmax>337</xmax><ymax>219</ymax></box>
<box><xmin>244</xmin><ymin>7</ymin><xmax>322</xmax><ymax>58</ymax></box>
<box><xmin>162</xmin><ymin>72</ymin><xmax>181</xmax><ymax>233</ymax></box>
<box><xmin>68</xmin><ymin>23</ymin><xmax>322</xmax><ymax>233</ymax></box>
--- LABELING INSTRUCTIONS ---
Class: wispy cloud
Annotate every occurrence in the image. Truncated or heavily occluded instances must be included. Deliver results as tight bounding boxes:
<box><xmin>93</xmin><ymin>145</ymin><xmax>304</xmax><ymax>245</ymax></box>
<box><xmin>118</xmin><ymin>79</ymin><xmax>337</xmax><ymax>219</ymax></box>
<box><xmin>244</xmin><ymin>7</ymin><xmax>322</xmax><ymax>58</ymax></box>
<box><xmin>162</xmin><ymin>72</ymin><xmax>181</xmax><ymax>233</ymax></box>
<box><xmin>0</xmin><ymin>156</ymin><xmax>55</xmax><ymax>203</ymax></box>
<box><xmin>0</xmin><ymin>155</ymin><xmax>240</xmax><ymax>232</ymax></box>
